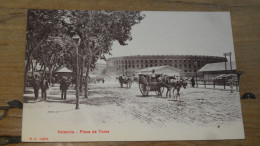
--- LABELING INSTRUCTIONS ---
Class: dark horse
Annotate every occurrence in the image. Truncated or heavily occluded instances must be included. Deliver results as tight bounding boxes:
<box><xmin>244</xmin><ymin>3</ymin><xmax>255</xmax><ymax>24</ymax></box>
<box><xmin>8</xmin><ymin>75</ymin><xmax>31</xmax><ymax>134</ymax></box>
<box><xmin>118</xmin><ymin>76</ymin><xmax>133</xmax><ymax>88</ymax></box>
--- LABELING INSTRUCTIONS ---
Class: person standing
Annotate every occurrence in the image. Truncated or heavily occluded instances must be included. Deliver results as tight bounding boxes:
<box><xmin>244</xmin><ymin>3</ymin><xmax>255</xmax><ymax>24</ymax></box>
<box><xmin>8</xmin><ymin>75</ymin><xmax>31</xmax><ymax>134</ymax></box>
<box><xmin>229</xmin><ymin>75</ymin><xmax>234</xmax><ymax>93</ymax></box>
<box><xmin>122</xmin><ymin>74</ymin><xmax>126</xmax><ymax>80</ymax></box>
<box><xmin>150</xmin><ymin>69</ymin><xmax>156</xmax><ymax>82</ymax></box>
<box><xmin>40</xmin><ymin>77</ymin><xmax>49</xmax><ymax>100</ymax></box>
<box><xmin>191</xmin><ymin>76</ymin><xmax>195</xmax><ymax>88</ymax></box>
<box><xmin>32</xmin><ymin>75</ymin><xmax>40</xmax><ymax>99</ymax></box>
<box><xmin>60</xmin><ymin>77</ymin><xmax>69</xmax><ymax>100</ymax></box>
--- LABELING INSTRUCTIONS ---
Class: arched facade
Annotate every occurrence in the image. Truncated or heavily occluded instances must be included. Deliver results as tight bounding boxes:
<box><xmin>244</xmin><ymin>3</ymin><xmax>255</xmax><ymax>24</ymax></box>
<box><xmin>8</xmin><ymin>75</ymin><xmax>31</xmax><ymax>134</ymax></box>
<box><xmin>106</xmin><ymin>55</ymin><xmax>227</xmax><ymax>76</ymax></box>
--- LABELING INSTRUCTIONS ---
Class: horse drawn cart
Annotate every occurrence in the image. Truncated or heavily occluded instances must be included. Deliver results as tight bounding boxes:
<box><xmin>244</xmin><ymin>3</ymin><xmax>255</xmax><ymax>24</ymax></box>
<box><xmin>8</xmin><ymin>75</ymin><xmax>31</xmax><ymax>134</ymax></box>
<box><xmin>118</xmin><ymin>75</ymin><xmax>133</xmax><ymax>88</ymax></box>
<box><xmin>138</xmin><ymin>74</ymin><xmax>164</xmax><ymax>96</ymax></box>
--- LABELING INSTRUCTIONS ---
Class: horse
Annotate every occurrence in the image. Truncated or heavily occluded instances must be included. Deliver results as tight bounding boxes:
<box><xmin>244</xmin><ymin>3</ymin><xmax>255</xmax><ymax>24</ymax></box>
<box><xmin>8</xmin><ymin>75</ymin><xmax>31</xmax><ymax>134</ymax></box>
<box><xmin>118</xmin><ymin>75</ymin><xmax>133</xmax><ymax>88</ymax></box>
<box><xmin>157</xmin><ymin>75</ymin><xmax>186</xmax><ymax>100</ymax></box>
<box><xmin>157</xmin><ymin>75</ymin><xmax>174</xmax><ymax>98</ymax></box>
<box><xmin>171</xmin><ymin>77</ymin><xmax>188</xmax><ymax>100</ymax></box>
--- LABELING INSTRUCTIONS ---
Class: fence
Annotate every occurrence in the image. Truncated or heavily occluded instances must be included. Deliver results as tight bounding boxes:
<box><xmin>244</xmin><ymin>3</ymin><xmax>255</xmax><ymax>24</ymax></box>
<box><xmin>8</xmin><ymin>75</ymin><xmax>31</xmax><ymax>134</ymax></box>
<box><xmin>189</xmin><ymin>79</ymin><xmax>239</xmax><ymax>91</ymax></box>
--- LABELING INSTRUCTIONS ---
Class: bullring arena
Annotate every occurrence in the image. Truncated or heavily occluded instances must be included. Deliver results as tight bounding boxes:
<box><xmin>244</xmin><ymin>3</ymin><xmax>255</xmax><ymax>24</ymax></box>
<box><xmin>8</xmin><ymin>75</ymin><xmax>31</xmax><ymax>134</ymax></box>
<box><xmin>106</xmin><ymin>55</ymin><xmax>227</xmax><ymax>76</ymax></box>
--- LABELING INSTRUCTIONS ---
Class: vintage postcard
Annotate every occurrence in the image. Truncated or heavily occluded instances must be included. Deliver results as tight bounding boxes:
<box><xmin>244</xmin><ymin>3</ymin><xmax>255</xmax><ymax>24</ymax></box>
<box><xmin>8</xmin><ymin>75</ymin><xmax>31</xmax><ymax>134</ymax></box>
<box><xmin>22</xmin><ymin>10</ymin><xmax>244</xmax><ymax>142</ymax></box>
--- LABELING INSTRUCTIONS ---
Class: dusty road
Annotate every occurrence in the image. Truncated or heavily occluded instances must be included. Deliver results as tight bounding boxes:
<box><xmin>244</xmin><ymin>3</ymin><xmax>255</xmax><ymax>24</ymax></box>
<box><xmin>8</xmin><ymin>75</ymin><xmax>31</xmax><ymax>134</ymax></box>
<box><xmin>22</xmin><ymin>81</ymin><xmax>244</xmax><ymax>141</ymax></box>
<box><xmin>24</xmin><ymin>81</ymin><xmax>242</xmax><ymax>127</ymax></box>
<box><xmin>85</xmin><ymin>81</ymin><xmax>242</xmax><ymax>127</ymax></box>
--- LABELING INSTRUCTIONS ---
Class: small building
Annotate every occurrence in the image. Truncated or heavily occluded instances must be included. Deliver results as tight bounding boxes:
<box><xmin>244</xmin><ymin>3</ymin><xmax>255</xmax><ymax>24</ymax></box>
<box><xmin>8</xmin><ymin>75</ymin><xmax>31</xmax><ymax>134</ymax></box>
<box><xmin>198</xmin><ymin>61</ymin><xmax>238</xmax><ymax>81</ymax></box>
<box><xmin>55</xmin><ymin>67</ymin><xmax>73</xmax><ymax>81</ymax></box>
<box><xmin>137</xmin><ymin>65</ymin><xmax>181</xmax><ymax>76</ymax></box>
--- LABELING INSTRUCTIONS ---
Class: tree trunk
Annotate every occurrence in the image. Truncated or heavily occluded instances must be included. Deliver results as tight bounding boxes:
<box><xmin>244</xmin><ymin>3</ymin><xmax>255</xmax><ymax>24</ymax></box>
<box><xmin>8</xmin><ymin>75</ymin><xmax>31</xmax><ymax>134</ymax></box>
<box><xmin>75</xmin><ymin>47</ymin><xmax>79</xmax><ymax>109</ymax></box>
<box><xmin>44</xmin><ymin>65</ymin><xmax>47</xmax><ymax>78</ymax></box>
<box><xmin>79</xmin><ymin>65</ymin><xmax>82</xmax><ymax>92</ymax></box>
<box><xmin>80</xmin><ymin>57</ymin><xmax>85</xmax><ymax>92</ymax></box>
<box><xmin>84</xmin><ymin>56</ymin><xmax>92</xmax><ymax>98</ymax></box>
<box><xmin>31</xmin><ymin>61</ymin><xmax>34</xmax><ymax>76</ymax></box>
<box><xmin>49</xmin><ymin>66</ymin><xmax>52</xmax><ymax>85</ymax></box>
<box><xmin>24</xmin><ymin>55</ymin><xmax>32</xmax><ymax>92</ymax></box>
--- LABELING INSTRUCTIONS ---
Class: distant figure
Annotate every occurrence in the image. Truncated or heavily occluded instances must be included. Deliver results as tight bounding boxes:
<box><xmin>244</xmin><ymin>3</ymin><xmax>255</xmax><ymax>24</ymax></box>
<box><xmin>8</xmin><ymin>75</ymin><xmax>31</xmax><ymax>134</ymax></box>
<box><xmin>40</xmin><ymin>77</ymin><xmax>49</xmax><ymax>100</ymax></box>
<box><xmin>102</xmin><ymin>78</ymin><xmax>105</xmax><ymax>84</ymax></box>
<box><xmin>150</xmin><ymin>69</ymin><xmax>156</xmax><ymax>82</ymax></box>
<box><xmin>229</xmin><ymin>75</ymin><xmax>234</xmax><ymax>93</ymax></box>
<box><xmin>191</xmin><ymin>77</ymin><xmax>195</xmax><ymax>88</ymax></box>
<box><xmin>122</xmin><ymin>74</ymin><xmax>126</xmax><ymax>80</ymax></box>
<box><xmin>60</xmin><ymin>77</ymin><xmax>69</xmax><ymax>100</ymax></box>
<box><xmin>51</xmin><ymin>77</ymin><xmax>55</xmax><ymax>86</ymax></box>
<box><xmin>32</xmin><ymin>75</ymin><xmax>41</xmax><ymax>99</ymax></box>
<box><xmin>71</xmin><ymin>77</ymin><xmax>76</xmax><ymax>86</ymax></box>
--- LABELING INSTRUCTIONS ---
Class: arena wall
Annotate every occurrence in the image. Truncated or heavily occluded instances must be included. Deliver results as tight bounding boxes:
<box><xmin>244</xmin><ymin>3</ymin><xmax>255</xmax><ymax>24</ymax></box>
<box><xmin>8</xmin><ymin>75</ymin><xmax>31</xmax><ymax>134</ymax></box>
<box><xmin>106</xmin><ymin>55</ymin><xmax>227</xmax><ymax>77</ymax></box>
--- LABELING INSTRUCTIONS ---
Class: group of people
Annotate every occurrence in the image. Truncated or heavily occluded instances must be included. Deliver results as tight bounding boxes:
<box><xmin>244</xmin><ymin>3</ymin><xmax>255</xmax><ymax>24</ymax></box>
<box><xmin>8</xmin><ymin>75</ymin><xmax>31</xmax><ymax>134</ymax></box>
<box><xmin>31</xmin><ymin>75</ymin><xmax>70</xmax><ymax>100</ymax></box>
<box><xmin>31</xmin><ymin>75</ymin><xmax>49</xmax><ymax>100</ymax></box>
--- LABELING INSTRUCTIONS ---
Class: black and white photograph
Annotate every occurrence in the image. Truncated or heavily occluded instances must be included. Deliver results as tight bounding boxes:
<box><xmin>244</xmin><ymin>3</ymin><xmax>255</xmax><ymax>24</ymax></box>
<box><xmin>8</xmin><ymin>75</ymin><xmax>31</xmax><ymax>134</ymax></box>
<box><xmin>22</xmin><ymin>10</ymin><xmax>244</xmax><ymax>142</ymax></box>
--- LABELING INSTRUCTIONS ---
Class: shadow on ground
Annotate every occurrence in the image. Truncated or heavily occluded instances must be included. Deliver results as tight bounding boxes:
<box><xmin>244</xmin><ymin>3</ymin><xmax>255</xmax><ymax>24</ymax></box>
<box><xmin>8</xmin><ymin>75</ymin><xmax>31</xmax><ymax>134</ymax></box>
<box><xmin>24</xmin><ymin>89</ymin><xmax>125</xmax><ymax>107</ymax></box>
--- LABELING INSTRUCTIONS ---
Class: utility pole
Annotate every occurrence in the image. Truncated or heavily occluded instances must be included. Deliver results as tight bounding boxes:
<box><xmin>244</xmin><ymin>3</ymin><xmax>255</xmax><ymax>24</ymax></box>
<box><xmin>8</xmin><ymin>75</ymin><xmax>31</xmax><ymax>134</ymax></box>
<box><xmin>194</xmin><ymin>61</ymin><xmax>198</xmax><ymax>88</ymax></box>
<box><xmin>126</xmin><ymin>59</ymin><xmax>128</xmax><ymax>76</ymax></box>
<box><xmin>223</xmin><ymin>52</ymin><xmax>232</xmax><ymax>72</ymax></box>
<box><xmin>229</xmin><ymin>52</ymin><xmax>232</xmax><ymax>71</ymax></box>
<box><xmin>224</xmin><ymin>53</ymin><xmax>227</xmax><ymax>71</ymax></box>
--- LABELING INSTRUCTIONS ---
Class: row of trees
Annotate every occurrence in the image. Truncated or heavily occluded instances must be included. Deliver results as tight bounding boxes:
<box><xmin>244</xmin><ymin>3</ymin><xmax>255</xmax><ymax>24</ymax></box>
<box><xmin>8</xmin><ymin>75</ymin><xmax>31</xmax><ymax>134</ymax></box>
<box><xmin>25</xmin><ymin>9</ymin><xmax>144</xmax><ymax>103</ymax></box>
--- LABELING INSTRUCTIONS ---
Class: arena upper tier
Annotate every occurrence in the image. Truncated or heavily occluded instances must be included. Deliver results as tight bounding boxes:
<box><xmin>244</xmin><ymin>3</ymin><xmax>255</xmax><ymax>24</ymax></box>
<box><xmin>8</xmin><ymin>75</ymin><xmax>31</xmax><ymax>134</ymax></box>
<box><xmin>106</xmin><ymin>55</ymin><xmax>227</xmax><ymax>76</ymax></box>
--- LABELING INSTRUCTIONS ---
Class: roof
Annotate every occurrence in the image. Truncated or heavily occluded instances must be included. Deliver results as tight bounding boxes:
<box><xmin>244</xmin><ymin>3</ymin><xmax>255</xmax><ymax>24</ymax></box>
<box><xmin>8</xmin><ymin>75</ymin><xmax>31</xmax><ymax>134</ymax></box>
<box><xmin>137</xmin><ymin>65</ymin><xmax>181</xmax><ymax>76</ymax></box>
<box><xmin>107</xmin><ymin>55</ymin><xmax>226</xmax><ymax>60</ymax></box>
<box><xmin>198</xmin><ymin>62</ymin><xmax>237</xmax><ymax>72</ymax></box>
<box><xmin>56</xmin><ymin>67</ymin><xmax>72</xmax><ymax>73</ymax></box>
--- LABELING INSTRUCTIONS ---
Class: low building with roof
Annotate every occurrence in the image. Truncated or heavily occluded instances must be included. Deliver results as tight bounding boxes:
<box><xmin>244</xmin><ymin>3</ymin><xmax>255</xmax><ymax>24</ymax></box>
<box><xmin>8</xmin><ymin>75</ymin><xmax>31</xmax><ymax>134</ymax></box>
<box><xmin>137</xmin><ymin>65</ymin><xmax>181</xmax><ymax>76</ymax></box>
<box><xmin>55</xmin><ymin>67</ymin><xmax>73</xmax><ymax>81</ymax></box>
<box><xmin>198</xmin><ymin>61</ymin><xmax>238</xmax><ymax>81</ymax></box>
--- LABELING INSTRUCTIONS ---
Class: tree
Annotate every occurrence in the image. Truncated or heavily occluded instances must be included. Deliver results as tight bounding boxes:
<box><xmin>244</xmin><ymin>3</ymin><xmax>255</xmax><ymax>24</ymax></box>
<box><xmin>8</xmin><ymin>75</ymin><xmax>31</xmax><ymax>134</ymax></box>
<box><xmin>67</xmin><ymin>10</ymin><xmax>145</xmax><ymax>98</ymax></box>
<box><xmin>34</xmin><ymin>35</ymin><xmax>74</xmax><ymax>83</ymax></box>
<box><xmin>25</xmin><ymin>9</ymin><xmax>66</xmax><ymax>90</ymax></box>
<box><xmin>25</xmin><ymin>10</ymin><xmax>145</xmax><ymax>110</ymax></box>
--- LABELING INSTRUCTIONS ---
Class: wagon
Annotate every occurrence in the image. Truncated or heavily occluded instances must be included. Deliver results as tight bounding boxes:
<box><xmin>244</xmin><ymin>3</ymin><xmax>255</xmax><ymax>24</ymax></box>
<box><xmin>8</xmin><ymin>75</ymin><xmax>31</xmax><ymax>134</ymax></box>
<box><xmin>138</xmin><ymin>74</ymin><xmax>164</xmax><ymax>96</ymax></box>
<box><xmin>118</xmin><ymin>76</ymin><xmax>132</xmax><ymax>88</ymax></box>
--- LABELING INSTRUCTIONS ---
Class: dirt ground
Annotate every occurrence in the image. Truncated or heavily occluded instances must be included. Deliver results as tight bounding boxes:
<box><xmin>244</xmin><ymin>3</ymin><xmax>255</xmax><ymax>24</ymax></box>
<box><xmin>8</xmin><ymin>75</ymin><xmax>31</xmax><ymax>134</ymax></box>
<box><xmin>87</xmin><ymin>81</ymin><xmax>242</xmax><ymax>126</ymax></box>
<box><xmin>22</xmin><ymin>81</ymin><xmax>244</xmax><ymax>141</ymax></box>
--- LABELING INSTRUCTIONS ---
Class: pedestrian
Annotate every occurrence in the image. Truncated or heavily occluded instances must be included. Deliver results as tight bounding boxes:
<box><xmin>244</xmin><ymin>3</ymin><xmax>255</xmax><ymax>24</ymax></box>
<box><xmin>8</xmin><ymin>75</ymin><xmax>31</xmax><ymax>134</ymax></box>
<box><xmin>150</xmin><ymin>69</ymin><xmax>156</xmax><ymax>82</ymax></box>
<box><xmin>40</xmin><ymin>77</ymin><xmax>49</xmax><ymax>100</ymax></box>
<box><xmin>32</xmin><ymin>75</ymin><xmax>40</xmax><ymax>99</ymax></box>
<box><xmin>51</xmin><ymin>77</ymin><xmax>55</xmax><ymax>86</ymax></box>
<box><xmin>122</xmin><ymin>74</ymin><xmax>126</xmax><ymax>80</ymax></box>
<box><xmin>191</xmin><ymin>76</ymin><xmax>195</xmax><ymax>88</ymax></box>
<box><xmin>229</xmin><ymin>75</ymin><xmax>234</xmax><ymax>93</ymax></box>
<box><xmin>60</xmin><ymin>77</ymin><xmax>69</xmax><ymax>100</ymax></box>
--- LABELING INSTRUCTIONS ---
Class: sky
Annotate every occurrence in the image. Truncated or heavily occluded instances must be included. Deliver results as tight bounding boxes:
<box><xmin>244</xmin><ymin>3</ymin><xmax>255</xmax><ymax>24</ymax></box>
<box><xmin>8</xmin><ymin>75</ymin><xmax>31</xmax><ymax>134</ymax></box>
<box><xmin>98</xmin><ymin>11</ymin><xmax>236</xmax><ymax>63</ymax></box>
